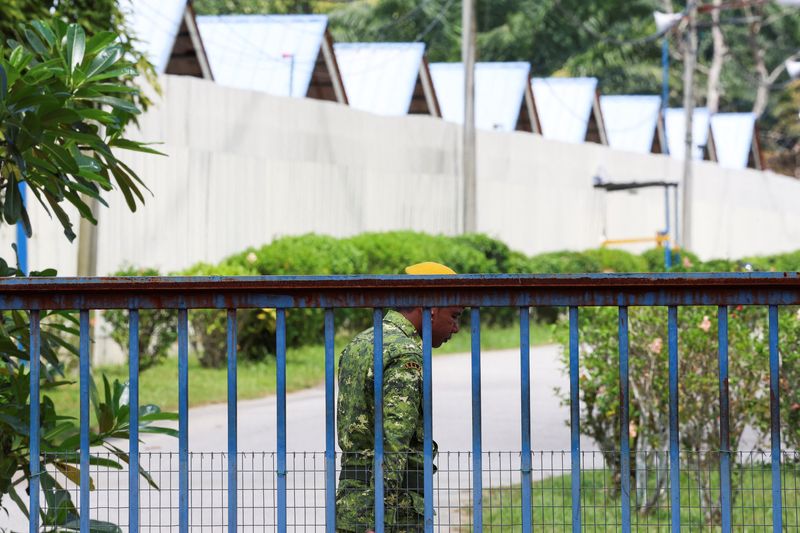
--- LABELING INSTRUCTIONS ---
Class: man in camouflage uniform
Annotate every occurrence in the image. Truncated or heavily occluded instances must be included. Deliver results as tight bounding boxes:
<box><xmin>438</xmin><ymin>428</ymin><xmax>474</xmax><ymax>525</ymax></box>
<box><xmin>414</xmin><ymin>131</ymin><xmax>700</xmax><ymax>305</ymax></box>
<box><xmin>336</xmin><ymin>262</ymin><xmax>463</xmax><ymax>533</ymax></box>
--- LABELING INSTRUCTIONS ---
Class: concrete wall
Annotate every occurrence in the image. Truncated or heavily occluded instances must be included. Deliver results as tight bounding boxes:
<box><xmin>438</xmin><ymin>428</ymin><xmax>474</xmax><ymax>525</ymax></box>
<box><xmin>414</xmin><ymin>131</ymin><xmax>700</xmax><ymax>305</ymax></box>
<box><xmin>4</xmin><ymin>74</ymin><xmax>800</xmax><ymax>277</ymax></box>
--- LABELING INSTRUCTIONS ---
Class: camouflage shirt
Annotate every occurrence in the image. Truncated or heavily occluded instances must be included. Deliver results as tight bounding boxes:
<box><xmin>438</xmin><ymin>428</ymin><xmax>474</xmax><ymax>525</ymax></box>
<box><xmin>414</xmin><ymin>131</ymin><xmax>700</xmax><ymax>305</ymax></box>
<box><xmin>336</xmin><ymin>310</ymin><xmax>437</xmax><ymax>532</ymax></box>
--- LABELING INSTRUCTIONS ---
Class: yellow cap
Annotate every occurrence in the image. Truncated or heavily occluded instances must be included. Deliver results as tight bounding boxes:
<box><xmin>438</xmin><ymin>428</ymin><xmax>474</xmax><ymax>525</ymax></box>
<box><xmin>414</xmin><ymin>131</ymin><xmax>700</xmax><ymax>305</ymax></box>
<box><xmin>404</xmin><ymin>262</ymin><xmax>457</xmax><ymax>275</ymax></box>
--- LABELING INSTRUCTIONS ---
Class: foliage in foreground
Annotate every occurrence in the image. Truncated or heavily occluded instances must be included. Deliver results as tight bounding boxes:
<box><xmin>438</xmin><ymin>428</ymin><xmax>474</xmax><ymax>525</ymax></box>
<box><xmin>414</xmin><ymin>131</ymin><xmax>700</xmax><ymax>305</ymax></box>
<box><xmin>0</xmin><ymin>18</ymin><xmax>167</xmax><ymax>529</ymax></box>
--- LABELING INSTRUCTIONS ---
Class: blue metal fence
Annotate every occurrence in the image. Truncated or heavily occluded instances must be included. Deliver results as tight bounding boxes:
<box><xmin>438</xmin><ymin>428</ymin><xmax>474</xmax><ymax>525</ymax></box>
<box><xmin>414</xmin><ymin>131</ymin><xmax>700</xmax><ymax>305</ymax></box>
<box><xmin>7</xmin><ymin>272</ymin><xmax>800</xmax><ymax>532</ymax></box>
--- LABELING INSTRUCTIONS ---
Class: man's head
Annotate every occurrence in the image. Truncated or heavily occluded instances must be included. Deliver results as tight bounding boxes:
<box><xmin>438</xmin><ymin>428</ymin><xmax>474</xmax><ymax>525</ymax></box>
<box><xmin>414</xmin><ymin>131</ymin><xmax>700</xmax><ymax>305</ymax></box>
<box><xmin>401</xmin><ymin>262</ymin><xmax>464</xmax><ymax>348</ymax></box>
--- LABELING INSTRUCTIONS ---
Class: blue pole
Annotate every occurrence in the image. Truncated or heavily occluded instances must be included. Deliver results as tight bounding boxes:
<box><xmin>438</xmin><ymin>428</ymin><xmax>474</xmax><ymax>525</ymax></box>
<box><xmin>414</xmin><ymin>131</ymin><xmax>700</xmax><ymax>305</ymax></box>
<box><xmin>519</xmin><ymin>308</ymin><xmax>532</xmax><ymax>533</ymax></box>
<box><xmin>422</xmin><ymin>308</ymin><xmax>434</xmax><ymax>532</ymax></box>
<box><xmin>277</xmin><ymin>309</ymin><xmax>287</xmax><ymax>533</ymax></box>
<box><xmin>372</xmin><ymin>309</ymin><xmax>385</xmax><ymax>533</ymax></box>
<box><xmin>324</xmin><ymin>310</ymin><xmax>336</xmax><ymax>532</ymax></box>
<box><xmin>129</xmin><ymin>310</ymin><xmax>140</xmax><ymax>533</ymax></box>
<box><xmin>471</xmin><ymin>308</ymin><xmax>483</xmax><ymax>531</ymax></box>
<box><xmin>619</xmin><ymin>307</ymin><xmax>631</xmax><ymax>533</ymax></box>
<box><xmin>16</xmin><ymin>182</ymin><xmax>27</xmax><ymax>275</ymax></box>
<box><xmin>662</xmin><ymin>37</ymin><xmax>669</xmax><ymax>136</ymax></box>
<box><xmin>664</xmin><ymin>187</ymin><xmax>672</xmax><ymax>270</ymax></box>
<box><xmin>569</xmin><ymin>307</ymin><xmax>581</xmax><ymax>532</ymax></box>
<box><xmin>28</xmin><ymin>310</ymin><xmax>40</xmax><ymax>533</ymax></box>
<box><xmin>768</xmin><ymin>305</ymin><xmax>782</xmax><ymax>533</ymax></box>
<box><xmin>227</xmin><ymin>310</ymin><xmax>238</xmax><ymax>533</ymax></box>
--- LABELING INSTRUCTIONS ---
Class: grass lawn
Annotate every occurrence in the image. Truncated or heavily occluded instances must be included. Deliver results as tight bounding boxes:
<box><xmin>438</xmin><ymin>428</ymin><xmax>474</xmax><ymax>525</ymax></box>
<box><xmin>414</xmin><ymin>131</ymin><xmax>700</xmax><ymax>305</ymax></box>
<box><xmin>47</xmin><ymin>322</ymin><xmax>556</xmax><ymax>417</ymax></box>
<box><xmin>476</xmin><ymin>464</ymin><xmax>800</xmax><ymax>531</ymax></box>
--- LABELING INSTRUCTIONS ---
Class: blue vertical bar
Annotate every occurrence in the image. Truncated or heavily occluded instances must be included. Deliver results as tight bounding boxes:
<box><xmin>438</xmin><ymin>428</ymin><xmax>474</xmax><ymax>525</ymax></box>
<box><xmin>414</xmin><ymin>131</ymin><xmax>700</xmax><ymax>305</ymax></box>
<box><xmin>178</xmin><ymin>309</ymin><xmax>189</xmax><ymax>533</ymax></box>
<box><xmin>717</xmin><ymin>306</ymin><xmax>732</xmax><ymax>533</ymax></box>
<box><xmin>422</xmin><ymin>308</ymin><xmax>434</xmax><ymax>532</ymax></box>
<box><xmin>372</xmin><ymin>308</ymin><xmax>385</xmax><ymax>533</ymax></box>
<box><xmin>28</xmin><ymin>310</ymin><xmax>40</xmax><ymax>533</ymax></box>
<box><xmin>324</xmin><ymin>309</ymin><xmax>336</xmax><ymax>533</ymax></box>
<box><xmin>661</xmin><ymin>38</ymin><xmax>669</xmax><ymax>139</ymax></box>
<box><xmin>569</xmin><ymin>306</ymin><xmax>581</xmax><ymax>532</ymax></box>
<box><xmin>668</xmin><ymin>306</ymin><xmax>680</xmax><ymax>533</ymax></box>
<box><xmin>663</xmin><ymin>188</ymin><xmax>672</xmax><ymax>269</ymax></box>
<box><xmin>16</xmin><ymin>182</ymin><xmax>27</xmax><ymax>275</ymax></box>
<box><xmin>79</xmin><ymin>310</ymin><xmax>90</xmax><ymax>533</ymax></box>
<box><xmin>519</xmin><ymin>307</ymin><xmax>532</xmax><ymax>533</ymax></box>
<box><xmin>618</xmin><ymin>307</ymin><xmax>631</xmax><ymax>533</ymax></box>
<box><xmin>672</xmin><ymin>186</ymin><xmax>680</xmax><ymax>263</ymax></box>
<box><xmin>277</xmin><ymin>308</ymin><xmax>287</xmax><ymax>532</ymax></box>
<box><xmin>769</xmin><ymin>305</ymin><xmax>782</xmax><ymax>532</ymax></box>
<box><xmin>227</xmin><ymin>309</ymin><xmax>238</xmax><ymax>532</ymax></box>
<box><xmin>471</xmin><ymin>308</ymin><xmax>483</xmax><ymax>531</ymax></box>
<box><xmin>129</xmin><ymin>310</ymin><xmax>140</xmax><ymax>533</ymax></box>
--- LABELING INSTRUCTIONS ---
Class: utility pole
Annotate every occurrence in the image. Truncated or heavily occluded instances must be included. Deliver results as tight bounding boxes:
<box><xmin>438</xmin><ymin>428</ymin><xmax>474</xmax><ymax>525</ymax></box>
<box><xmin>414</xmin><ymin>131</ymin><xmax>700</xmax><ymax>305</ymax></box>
<box><xmin>681</xmin><ymin>1</ymin><xmax>698</xmax><ymax>253</ymax></box>
<box><xmin>462</xmin><ymin>0</ymin><xmax>477</xmax><ymax>233</ymax></box>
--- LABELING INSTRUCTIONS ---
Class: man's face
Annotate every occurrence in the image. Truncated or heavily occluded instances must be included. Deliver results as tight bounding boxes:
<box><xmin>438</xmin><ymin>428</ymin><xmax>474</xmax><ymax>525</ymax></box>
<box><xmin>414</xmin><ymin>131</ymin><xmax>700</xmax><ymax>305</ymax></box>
<box><xmin>430</xmin><ymin>306</ymin><xmax>463</xmax><ymax>348</ymax></box>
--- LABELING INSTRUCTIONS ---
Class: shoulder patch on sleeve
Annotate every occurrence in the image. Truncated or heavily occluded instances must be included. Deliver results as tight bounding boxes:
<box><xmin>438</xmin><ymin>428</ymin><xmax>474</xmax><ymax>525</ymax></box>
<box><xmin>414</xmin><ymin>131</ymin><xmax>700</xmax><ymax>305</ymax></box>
<box><xmin>404</xmin><ymin>361</ymin><xmax>422</xmax><ymax>372</ymax></box>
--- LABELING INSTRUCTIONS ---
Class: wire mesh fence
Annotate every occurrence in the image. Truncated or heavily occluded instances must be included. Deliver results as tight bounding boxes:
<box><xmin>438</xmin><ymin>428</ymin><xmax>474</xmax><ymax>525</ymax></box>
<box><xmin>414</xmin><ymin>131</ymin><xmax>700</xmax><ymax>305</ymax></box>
<box><xmin>35</xmin><ymin>450</ymin><xmax>800</xmax><ymax>531</ymax></box>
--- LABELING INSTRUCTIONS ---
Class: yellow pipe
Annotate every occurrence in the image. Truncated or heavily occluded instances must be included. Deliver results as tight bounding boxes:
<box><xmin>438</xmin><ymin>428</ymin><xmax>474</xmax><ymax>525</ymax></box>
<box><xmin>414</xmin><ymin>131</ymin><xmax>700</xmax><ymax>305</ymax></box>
<box><xmin>601</xmin><ymin>234</ymin><xmax>670</xmax><ymax>247</ymax></box>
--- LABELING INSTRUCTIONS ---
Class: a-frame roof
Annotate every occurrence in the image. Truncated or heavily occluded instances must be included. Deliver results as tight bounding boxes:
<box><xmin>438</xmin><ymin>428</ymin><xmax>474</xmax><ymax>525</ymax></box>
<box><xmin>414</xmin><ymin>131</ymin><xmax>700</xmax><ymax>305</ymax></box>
<box><xmin>600</xmin><ymin>95</ymin><xmax>665</xmax><ymax>154</ymax></box>
<box><xmin>531</xmin><ymin>77</ymin><xmax>607</xmax><ymax>144</ymax></box>
<box><xmin>664</xmin><ymin>107</ymin><xmax>713</xmax><ymax>161</ymax></box>
<box><xmin>429</xmin><ymin>62</ymin><xmax>540</xmax><ymax>133</ymax></box>
<box><xmin>197</xmin><ymin>14</ymin><xmax>347</xmax><ymax>103</ymax></box>
<box><xmin>334</xmin><ymin>42</ymin><xmax>440</xmax><ymax>117</ymax></box>
<box><xmin>709</xmin><ymin>113</ymin><xmax>765</xmax><ymax>170</ymax></box>
<box><xmin>124</xmin><ymin>0</ymin><xmax>212</xmax><ymax>79</ymax></box>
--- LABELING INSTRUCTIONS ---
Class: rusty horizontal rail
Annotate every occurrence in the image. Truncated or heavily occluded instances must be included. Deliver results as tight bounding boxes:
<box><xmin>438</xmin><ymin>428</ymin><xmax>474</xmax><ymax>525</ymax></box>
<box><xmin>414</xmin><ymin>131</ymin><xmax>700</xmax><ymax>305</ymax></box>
<box><xmin>1</xmin><ymin>273</ymin><xmax>799</xmax><ymax>309</ymax></box>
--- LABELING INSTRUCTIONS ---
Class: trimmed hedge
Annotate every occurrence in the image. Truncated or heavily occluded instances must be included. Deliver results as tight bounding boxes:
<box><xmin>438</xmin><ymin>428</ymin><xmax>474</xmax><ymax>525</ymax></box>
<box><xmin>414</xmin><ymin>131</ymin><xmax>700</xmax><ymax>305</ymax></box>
<box><xmin>106</xmin><ymin>232</ymin><xmax>800</xmax><ymax>368</ymax></box>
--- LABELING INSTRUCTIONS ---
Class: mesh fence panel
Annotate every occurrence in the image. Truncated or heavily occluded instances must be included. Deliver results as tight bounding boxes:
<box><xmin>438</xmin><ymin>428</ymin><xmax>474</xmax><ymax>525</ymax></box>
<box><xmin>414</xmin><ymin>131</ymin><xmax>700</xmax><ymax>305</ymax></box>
<box><xmin>37</xmin><ymin>450</ymin><xmax>800</xmax><ymax>531</ymax></box>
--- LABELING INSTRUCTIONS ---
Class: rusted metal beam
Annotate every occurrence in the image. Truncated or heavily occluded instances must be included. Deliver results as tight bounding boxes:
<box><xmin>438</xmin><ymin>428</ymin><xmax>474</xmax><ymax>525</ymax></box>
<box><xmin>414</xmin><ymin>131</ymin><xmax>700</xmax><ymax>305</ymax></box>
<box><xmin>1</xmin><ymin>273</ymin><xmax>799</xmax><ymax>309</ymax></box>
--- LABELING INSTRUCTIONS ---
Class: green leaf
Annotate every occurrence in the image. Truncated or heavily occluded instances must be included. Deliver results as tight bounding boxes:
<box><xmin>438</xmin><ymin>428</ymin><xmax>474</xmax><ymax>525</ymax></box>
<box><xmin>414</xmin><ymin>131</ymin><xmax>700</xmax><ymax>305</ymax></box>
<box><xmin>77</xmin><ymin>95</ymin><xmax>140</xmax><ymax>115</ymax></box>
<box><xmin>3</xmin><ymin>180</ymin><xmax>21</xmax><ymax>225</ymax></box>
<box><xmin>93</xmin><ymin>83</ymin><xmax>139</xmax><ymax>94</ymax></box>
<box><xmin>0</xmin><ymin>63</ymin><xmax>6</xmax><ymax>102</ymax></box>
<box><xmin>30</xmin><ymin>21</ymin><xmax>57</xmax><ymax>48</ymax></box>
<box><xmin>41</xmin><ymin>143</ymin><xmax>81</xmax><ymax>175</ymax></box>
<box><xmin>43</xmin><ymin>191</ymin><xmax>77</xmax><ymax>241</ymax></box>
<box><xmin>53</xmin><ymin>462</ymin><xmax>95</xmax><ymax>490</ymax></box>
<box><xmin>42</xmin><ymin>108</ymin><xmax>82</xmax><ymax>126</ymax></box>
<box><xmin>65</xmin><ymin>24</ymin><xmax>86</xmax><ymax>75</ymax></box>
<box><xmin>85</xmin><ymin>31</ymin><xmax>118</xmax><ymax>55</ymax></box>
<box><xmin>76</xmin><ymin>108</ymin><xmax>120</xmax><ymax>126</ymax></box>
<box><xmin>23</xmin><ymin>28</ymin><xmax>48</xmax><ymax>55</ymax></box>
<box><xmin>84</xmin><ymin>65</ymin><xmax>137</xmax><ymax>83</ymax></box>
<box><xmin>109</xmin><ymin>165</ymin><xmax>138</xmax><ymax>211</ymax></box>
<box><xmin>139</xmin><ymin>412</ymin><xmax>179</xmax><ymax>422</ymax></box>
<box><xmin>139</xmin><ymin>426</ymin><xmax>179</xmax><ymax>437</ymax></box>
<box><xmin>83</xmin><ymin>44</ymin><xmax>123</xmax><ymax>81</ymax></box>
<box><xmin>109</xmin><ymin>138</ymin><xmax>165</xmax><ymax>156</ymax></box>
<box><xmin>9</xmin><ymin>45</ymin><xmax>33</xmax><ymax>70</ymax></box>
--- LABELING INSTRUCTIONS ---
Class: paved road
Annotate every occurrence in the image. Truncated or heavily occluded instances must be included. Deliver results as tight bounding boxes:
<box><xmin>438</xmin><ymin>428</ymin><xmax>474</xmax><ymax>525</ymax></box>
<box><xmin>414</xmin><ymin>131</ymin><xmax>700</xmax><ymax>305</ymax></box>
<box><xmin>5</xmin><ymin>345</ymin><xmax>579</xmax><ymax>531</ymax></box>
<box><xmin>138</xmin><ymin>344</ymin><xmax>589</xmax><ymax>455</ymax></box>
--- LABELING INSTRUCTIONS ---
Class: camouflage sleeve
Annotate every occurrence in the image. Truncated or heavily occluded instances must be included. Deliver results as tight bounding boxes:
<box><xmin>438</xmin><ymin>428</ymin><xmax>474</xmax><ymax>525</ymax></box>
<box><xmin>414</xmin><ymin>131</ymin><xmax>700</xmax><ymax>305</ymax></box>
<box><xmin>382</xmin><ymin>351</ymin><xmax>422</xmax><ymax>490</ymax></box>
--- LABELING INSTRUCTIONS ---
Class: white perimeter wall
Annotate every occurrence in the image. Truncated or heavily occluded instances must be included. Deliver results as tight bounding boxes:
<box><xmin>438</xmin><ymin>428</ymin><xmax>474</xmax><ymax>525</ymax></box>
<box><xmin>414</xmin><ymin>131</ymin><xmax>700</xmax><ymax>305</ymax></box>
<box><xmin>3</xmin><ymin>74</ymin><xmax>800</xmax><ymax>276</ymax></box>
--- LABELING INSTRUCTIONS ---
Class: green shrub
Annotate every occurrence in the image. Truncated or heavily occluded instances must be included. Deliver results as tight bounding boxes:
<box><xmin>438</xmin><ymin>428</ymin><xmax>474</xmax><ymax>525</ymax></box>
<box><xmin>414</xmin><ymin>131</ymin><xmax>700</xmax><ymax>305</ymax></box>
<box><xmin>104</xmin><ymin>267</ymin><xmax>177</xmax><ymax>371</ymax></box>
<box><xmin>526</xmin><ymin>250</ymin><xmax>602</xmax><ymax>274</ymax></box>
<box><xmin>582</xmin><ymin>248</ymin><xmax>649</xmax><ymax>272</ymax></box>
<box><xmin>342</xmin><ymin>231</ymin><xmax>494</xmax><ymax>274</ymax></box>
<box><xmin>179</xmin><ymin>262</ymin><xmax>262</xmax><ymax>368</ymax></box>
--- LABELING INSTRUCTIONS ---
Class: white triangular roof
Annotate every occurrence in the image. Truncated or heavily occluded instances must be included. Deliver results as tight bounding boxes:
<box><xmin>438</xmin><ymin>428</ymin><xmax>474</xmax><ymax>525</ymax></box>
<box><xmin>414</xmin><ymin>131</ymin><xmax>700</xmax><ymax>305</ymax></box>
<box><xmin>123</xmin><ymin>0</ymin><xmax>187</xmax><ymax>74</ymax></box>
<box><xmin>334</xmin><ymin>43</ymin><xmax>425</xmax><ymax>116</ymax></box>
<box><xmin>710</xmin><ymin>113</ymin><xmax>758</xmax><ymax>170</ymax></box>
<box><xmin>600</xmin><ymin>95</ymin><xmax>662</xmax><ymax>154</ymax></box>
<box><xmin>665</xmin><ymin>107</ymin><xmax>711</xmax><ymax>160</ymax></box>
<box><xmin>531</xmin><ymin>77</ymin><xmax>599</xmax><ymax>143</ymax></box>
<box><xmin>429</xmin><ymin>62</ymin><xmax>532</xmax><ymax>132</ymax></box>
<box><xmin>197</xmin><ymin>14</ymin><xmax>328</xmax><ymax>98</ymax></box>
